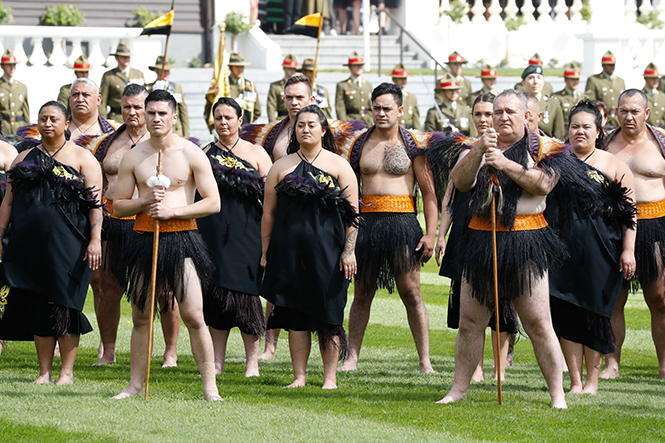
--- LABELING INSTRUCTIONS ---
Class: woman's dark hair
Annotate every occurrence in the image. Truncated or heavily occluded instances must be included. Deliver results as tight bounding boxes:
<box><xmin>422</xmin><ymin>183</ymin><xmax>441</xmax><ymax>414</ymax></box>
<box><xmin>567</xmin><ymin>98</ymin><xmax>604</xmax><ymax>150</ymax></box>
<box><xmin>286</xmin><ymin>104</ymin><xmax>337</xmax><ymax>155</ymax></box>
<box><xmin>472</xmin><ymin>91</ymin><xmax>496</xmax><ymax>113</ymax></box>
<box><xmin>212</xmin><ymin>96</ymin><xmax>242</xmax><ymax>118</ymax></box>
<box><xmin>39</xmin><ymin>100</ymin><xmax>71</xmax><ymax>140</ymax></box>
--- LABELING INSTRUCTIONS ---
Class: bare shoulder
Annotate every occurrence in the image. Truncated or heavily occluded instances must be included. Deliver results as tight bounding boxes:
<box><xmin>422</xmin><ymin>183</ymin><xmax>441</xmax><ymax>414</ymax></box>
<box><xmin>11</xmin><ymin>148</ymin><xmax>31</xmax><ymax>167</ymax></box>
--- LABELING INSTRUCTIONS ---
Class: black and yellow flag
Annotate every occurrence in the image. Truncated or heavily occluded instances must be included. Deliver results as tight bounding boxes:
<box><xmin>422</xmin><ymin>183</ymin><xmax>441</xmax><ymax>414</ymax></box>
<box><xmin>140</xmin><ymin>10</ymin><xmax>174</xmax><ymax>36</ymax></box>
<box><xmin>285</xmin><ymin>13</ymin><xmax>322</xmax><ymax>39</ymax></box>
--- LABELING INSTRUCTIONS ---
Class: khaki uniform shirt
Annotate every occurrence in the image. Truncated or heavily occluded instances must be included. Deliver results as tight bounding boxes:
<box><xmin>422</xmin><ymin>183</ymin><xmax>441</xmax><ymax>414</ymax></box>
<box><xmin>147</xmin><ymin>81</ymin><xmax>189</xmax><ymax>137</ymax></box>
<box><xmin>424</xmin><ymin>101</ymin><xmax>476</xmax><ymax>136</ymax></box>
<box><xmin>99</xmin><ymin>67</ymin><xmax>145</xmax><ymax>122</ymax></box>
<box><xmin>0</xmin><ymin>77</ymin><xmax>29</xmax><ymax>136</ymax></box>
<box><xmin>399</xmin><ymin>91</ymin><xmax>421</xmax><ymax>130</ymax></box>
<box><xmin>267</xmin><ymin>78</ymin><xmax>288</xmax><ymax>122</ymax></box>
<box><xmin>515</xmin><ymin>81</ymin><xmax>554</xmax><ymax>96</ymax></box>
<box><xmin>644</xmin><ymin>88</ymin><xmax>665</xmax><ymax>128</ymax></box>
<box><xmin>57</xmin><ymin>83</ymin><xmax>72</xmax><ymax>115</ymax></box>
<box><xmin>314</xmin><ymin>83</ymin><xmax>332</xmax><ymax>119</ymax></box>
<box><xmin>584</xmin><ymin>72</ymin><xmax>625</xmax><ymax>128</ymax></box>
<box><xmin>552</xmin><ymin>88</ymin><xmax>583</xmax><ymax>124</ymax></box>
<box><xmin>456</xmin><ymin>75</ymin><xmax>473</xmax><ymax>104</ymax></box>
<box><xmin>335</xmin><ymin>77</ymin><xmax>373</xmax><ymax>126</ymax></box>
<box><xmin>466</xmin><ymin>87</ymin><xmax>498</xmax><ymax>107</ymax></box>
<box><xmin>230</xmin><ymin>76</ymin><xmax>261</xmax><ymax>124</ymax></box>
<box><xmin>539</xmin><ymin>94</ymin><xmax>565</xmax><ymax>140</ymax></box>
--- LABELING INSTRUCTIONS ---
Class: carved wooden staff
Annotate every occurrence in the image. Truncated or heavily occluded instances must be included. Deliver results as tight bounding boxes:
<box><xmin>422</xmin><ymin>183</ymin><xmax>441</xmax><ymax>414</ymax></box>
<box><xmin>490</xmin><ymin>189</ymin><xmax>502</xmax><ymax>405</ymax></box>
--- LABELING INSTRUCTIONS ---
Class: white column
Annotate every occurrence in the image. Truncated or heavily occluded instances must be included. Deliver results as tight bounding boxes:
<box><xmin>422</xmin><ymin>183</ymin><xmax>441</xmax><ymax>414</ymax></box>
<box><xmin>625</xmin><ymin>0</ymin><xmax>637</xmax><ymax>24</ymax></box>
<box><xmin>570</xmin><ymin>0</ymin><xmax>584</xmax><ymax>22</ymax></box>
<box><xmin>521</xmin><ymin>0</ymin><xmax>536</xmax><ymax>24</ymax></box>
<box><xmin>88</xmin><ymin>38</ymin><xmax>105</xmax><ymax>68</ymax></box>
<box><xmin>12</xmin><ymin>37</ymin><xmax>27</xmax><ymax>65</ymax></box>
<box><xmin>471</xmin><ymin>0</ymin><xmax>486</xmax><ymax>24</ymax></box>
<box><xmin>657</xmin><ymin>0</ymin><xmax>665</xmax><ymax>21</ymax></box>
<box><xmin>487</xmin><ymin>0</ymin><xmax>503</xmax><ymax>23</ymax></box>
<box><xmin>504</xmin><ymin>0</ymin><xmax>519</xmax><ymax>19</ymax></box>
<box><xmin>29</xmin><ymin>37</ymin><xmax>48</xmax><ymax>66</ymax></box>
<box><xmin>537</xmin><ymin>0</ymin><xmax>552</xmax><ymax>23</ymax></box>
<box><xmin>49</xmin><ymin>36</ymin><xmax>67</xmax><ymax>66</ymax></box>
<box><xmin>638</xmin><ymin>0</ymin><xmax>653</xmax><ymax>16</ymax></box>
<box><xmin>68</xmin><ymin>38</ymin><xmax>83</xmax><ymax>66</ymax></box>
<box><xmin>554</xmin><ymin>0</ymin><xmax>569</xmax><ymax>24</ymax></box>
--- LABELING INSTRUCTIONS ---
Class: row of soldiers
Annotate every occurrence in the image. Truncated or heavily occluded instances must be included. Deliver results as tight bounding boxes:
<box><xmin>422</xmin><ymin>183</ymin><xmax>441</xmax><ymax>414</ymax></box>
<box><xmin>0</xmin><ymin>44</ymin><xmax>190</xmax><ymax>138</ymax></box>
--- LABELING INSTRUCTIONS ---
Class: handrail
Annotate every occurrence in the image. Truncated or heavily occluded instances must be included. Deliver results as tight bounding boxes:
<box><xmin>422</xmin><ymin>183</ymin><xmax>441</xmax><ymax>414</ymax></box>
<box><xmin>375</xmin><ymin>7</ymin><xmax>448</xmax><ymax>88</ymax></box>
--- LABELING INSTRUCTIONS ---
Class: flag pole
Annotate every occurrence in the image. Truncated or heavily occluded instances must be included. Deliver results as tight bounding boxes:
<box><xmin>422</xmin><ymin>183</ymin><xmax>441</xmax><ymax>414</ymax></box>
<box><xmin>312</xmin><ymin>13</ymin><xmax>323</xmax><ymax>87</ymax></box>
<box><xmin>158</xmin><ymin>0</ymin><xmax>175</xmax><ymax>81</ymax></box>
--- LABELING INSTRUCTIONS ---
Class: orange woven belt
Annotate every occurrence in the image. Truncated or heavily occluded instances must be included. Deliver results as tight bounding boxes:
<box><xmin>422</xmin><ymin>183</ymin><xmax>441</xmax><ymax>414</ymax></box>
<box><xmin>103</xmin><ymin>196</ymin><xmax>136</xmax><ymax>220</ymax></box>
<box><xmin>468</xmin><ymin>213</ymin><xmax>548</xmax><ymax>232</ymax></box>
<box><xmin>361</xmin><ymin>195</ymin><xmax>415</xmax><ymax>213</ymax></box>
<box><xmin>133</xmin><ymin>212</ymin><xmax>197</xmax><ymax>233</ymax></box>
<box><xmin>637</xmin><ymin>198</ymin><xmax>665</xmax><ymax>220</ymax></box>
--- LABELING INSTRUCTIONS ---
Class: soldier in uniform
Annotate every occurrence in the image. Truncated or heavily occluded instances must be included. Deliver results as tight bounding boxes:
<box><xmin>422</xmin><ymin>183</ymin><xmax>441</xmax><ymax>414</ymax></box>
<box><xmin>424</xmin><ymin>73</ymin><xmax>476</xmax><ymax>136</ymax></box>
<box><xmin>146</xmin><ymin>55</ymin><xmax>189</xmax><ymax>137</ymax></box>
<box><xmin>514</xmin><ymin>54</ymin><xmax>554</xmax><ymax>96</ymax></box>
<box><xmin>0</xmin><ymin>49</ymin><xmax>29</xmax><ymax>138</ymax></box>
<box><xmin>222</xmin><ymin>53</ymin><xmax>260</xmax><ymax>128</ymax></box>
<box><xmin>446</xmin><ymin>51</ymin><xmax>472</xmax><ymax>104</ymax></box>
<box><xmin>335</xmin><ymin>51</ymin><xmax>373</xmax><ymax>126</ymax></box>
<box><xmin>521</xmin><ymin>64</ymin><xmax>565</xmax><ymax>140</ymax></box>
<box><xmin>57</xmin><ymin>54</ymin><xmax>91</xmax><ymax>116</ymax></box>
<box><xmin>300</xmin><ymin>58</ymin><xmax>332</xmax><ymax>119</ymax></box>
<box><xmin>391</xmin><ymin>63</ymin><xmax>420</xmax><ymax>130</ymax></box>
<box><xmin>584</xmin><ymin>50</ymin><xmax>625</xmax><ymax>129</ymax></box>
<box><xmin>552</xmin><ymin>62</ymin><xmax>584</xmax><ymax>124</ymax></box>
<box><xmin>643</xmin><ymin>62</ymin><xmax>665</xmax><ymax>128</ymax></box>
<box><xmin>99</xmin><ymin>43</ymin><xmax>145</xmax><ymax>123</ymax></box>
<box><xmin>267</xmin><ymin>54</ymin><xmax>298</xmax><ymax>122</ymax></box>
<box><xmin>467</xmin><ymin>64</ymin><xmax>498</xmax><ymax>107</ymax></box>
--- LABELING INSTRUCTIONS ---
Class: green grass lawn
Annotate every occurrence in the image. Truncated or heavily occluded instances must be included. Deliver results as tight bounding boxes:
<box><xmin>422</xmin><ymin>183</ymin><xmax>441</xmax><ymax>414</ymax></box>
<box><xmin>1</xmin><ymin>259</ymin><xmax>664</xmax><ymax>442</ymax></box>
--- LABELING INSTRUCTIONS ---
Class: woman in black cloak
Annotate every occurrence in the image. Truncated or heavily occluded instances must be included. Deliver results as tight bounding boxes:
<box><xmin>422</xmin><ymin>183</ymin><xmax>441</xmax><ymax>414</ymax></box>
<box><xmin>260</xmin><ymin>105</ymin><xmax>359</xmax><ymax>389</ymax></box>
<box><xmin>0</xmin><ymin>101</ymin><xmax>102</xmax><ymax>384</ymax></box>
<box><xmin>549</xmin><ymin>99</ymin><xmax>636</xmax><ymax>394</ymax></box>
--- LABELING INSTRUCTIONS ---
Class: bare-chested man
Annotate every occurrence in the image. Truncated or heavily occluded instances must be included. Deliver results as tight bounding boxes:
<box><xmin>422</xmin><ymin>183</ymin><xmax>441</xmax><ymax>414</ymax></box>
<box><xmin>602</xmin><ymin>89</ymin><xmax>665</xmax><ymax>380</ymax></box>
<box><xmin>112</xmin><ymin>89</ymin><xmax>221</xmax><ymax>400</ymax></box>
<box><xmin>69</xmin><ymin>78</ymin><xmax>118</xmax><ymax>140</ymax></box>
<box><xmin>90</xmin><ymin>84</ymin><xmax>180</xmax><ymax>366</ymax></box>
<box><xmin>438</xmin><ymin>90</ymin><xmax>567</xmax><ymax>408</ymax></box>
<box><xmin>339</xmin><ymin>82</ymin><xmax>436</xmax><ymax>373</ymax></box>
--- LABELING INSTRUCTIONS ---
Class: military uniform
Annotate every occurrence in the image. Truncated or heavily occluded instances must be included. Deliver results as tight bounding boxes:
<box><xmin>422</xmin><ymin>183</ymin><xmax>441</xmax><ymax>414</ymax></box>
<box><xmin>57</xmin><ymin>83</ymin><xmax>73</xmax><ymax>115</ymax></box>
<box><xmin>644</xmin><ymin>88</ymin><xmax>665</xmax><ymax>128</ymax></box>
<box><xmin>455</xmin><ymin>76</ymin><xmax>473</xmax><ymax>104</ymax></box>
<box><xmin>399</xmin><ymin>91</ymin><xmax>421</xmax><ymax>130</ymax></box>
<box><xmin>584</xmin><ymin>73</ymin><xmax>624</xmax><ymax>129</ymax></box>
<box><xmin>99</xmin><ymin>67</ymin><xmax>145</xmax><ymax>122</ymax></box>
<box><xmin>230</xmin><ymin>76</ymin><xmax>260</xmax><ymax>125</ymax></box>
<box><xmin>538</xmin><ymin>94</ymin><xmax>565</xmax><ymax>140</ymax></box>
<box><xmin>147</xmin><ymin>81</ymin><xmax>189</xmax><ymax>137</ymax></box>
<box><xmin>424</xmin><ymin>102</ymin><xmax>475</xmax><ymax>136</ymax></box>
<box><xmin>467</xmin><ymin>87</ymin><xmax>497</xmax><ymax>107</ymax></box>
<box><xmin>515</xmin><ymin>81</ymin><xmax>553</xmax><ymax>96</ymax></box>
<box><xmin>267</xmin><ymin>78</ymin><xmax>288</xmax><ymax>122</ymax></box>
<box><xmin>0</xmin><ymin>77</ymin><xmax>29</xmax><ymax>136</ymax></box>
<box><xmin>314</xmin><ymin>83</ymin><xmax>332</xmax><ymax>119</ymax></box>
<box><xmin>335</xmin><ymin>77</ymin><xmax>373</xmax><ymax>125</ymax></box>
<box><xmin>552</xmin><ymin>88</ymin><xmax>583</xmax><ymax>124</ymax></box>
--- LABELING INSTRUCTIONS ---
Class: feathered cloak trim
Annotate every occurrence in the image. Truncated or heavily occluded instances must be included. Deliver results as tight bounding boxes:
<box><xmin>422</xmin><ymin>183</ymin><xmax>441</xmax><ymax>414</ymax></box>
<box><xmin>204</xmin><ymin>143</ymin><xmax>264</xmax><ymax>208</ymax></box>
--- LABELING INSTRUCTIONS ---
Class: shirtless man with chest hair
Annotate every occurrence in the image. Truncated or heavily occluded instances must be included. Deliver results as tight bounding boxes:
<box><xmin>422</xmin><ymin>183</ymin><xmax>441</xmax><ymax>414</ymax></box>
<box><xmin>91</xmin><ymin>84</ymin><xmax>180</xmax><ymax>367</ymax></box>
<box><xmin>602</xmin><ymin>89</ymin><xmax>665</xmax><ymax>380</ymax></box>
<box><xmin>113</xmin><ymin>90</ymin><xmax>221</xmax><ymax>400</ymax></box>
<box><xmin>339</xmin><ymin>82</ymin><xmax>437</xmax><ymax>373</ymax></box>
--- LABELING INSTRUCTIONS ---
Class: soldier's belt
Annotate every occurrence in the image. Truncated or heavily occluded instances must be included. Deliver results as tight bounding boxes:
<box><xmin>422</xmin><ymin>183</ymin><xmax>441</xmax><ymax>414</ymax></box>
<box><xmin>133</xmin><ymin>213</ymin><xmax>198</xmax><ymax>232</ymax></box>
<box><xmin>468</xmin><ymin>213</ymin><xmax>548</xmax><ymax>231</ymax></box>
<box><xmin>1</xmin><ymin>115</ymin><xmax>24</xmax><ymax>123</ymax></box>
<box><xmin>346</xmin><ymin>108</ymin><xmax>365</xmax><ymax>116</ymax></box>
<box><xmin>361</xmin><ymin>195</ymin><xmax>416</xmax><ymax>213</ymax></box>
<box><xmin>637</xmin><ymin>198</ymin><xmax>665</xmax><ymax>220</ymax></box>
<box><xmin>109</xmin><ymin>108</ymin><xmax>121</xmax><ymax>115</ymax></box>
<box><xmin>277</xmin><ymin>110</ymin><xmax>288</xmax><ymax>116</ymax></box>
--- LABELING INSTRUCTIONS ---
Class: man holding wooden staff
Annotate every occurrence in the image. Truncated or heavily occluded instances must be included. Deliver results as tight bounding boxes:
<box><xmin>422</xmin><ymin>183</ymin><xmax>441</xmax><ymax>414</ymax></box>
<box><xmin>112</xmin><ymin>90</ymin><xmax>221</xmax><ymax>400</ymax></box>
<box><xmin>438</xmin><ymin>90</ymin><xmax>568</xmax><ymax>408</ymax></box>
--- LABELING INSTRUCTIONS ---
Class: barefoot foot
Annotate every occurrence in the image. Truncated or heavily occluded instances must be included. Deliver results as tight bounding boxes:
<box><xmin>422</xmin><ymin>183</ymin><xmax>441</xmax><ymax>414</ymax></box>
<box><xmin>338</xmin><ymin>360</ymin><xmax>358</xmax><ymax>372</ymax></box>
<box><xmin>552</xmin><ymin>398</ymin><xmax>568</xmax><ymax>409</ymax></box>
<box><xmin>33</xmin><ymin>373</ymin><xmax>52</xmax><ymax>384</ymax></box>
<box><xmin>569</xmin><ymin>384</ymin><xmax>583</xmax><ymax>394</ymax></box>
<box><xmin>162</xmin><ymin>354</ymin><xmax>178</xmax><ymax>368</ymax></box>
<box><xmin>322</xmin><ymin>382</ymin><xmax>338</xmax><ymax>390</ymax></box>
<box><xmin>420</xmin><ymin>362</ymin><xmax>436</xmax><ymax>374</ymax></box>
<box><xmin>258</xmin><ymin>351</ymin><xmax>275</xmax><ymax>361</ymax></box>
<box><xmin>285</xmin><ymin>379</ymin><xmax>306</xmax><ymax>388</ymax></box>
<box><xmin>56</xmin><ymin>373</ymin><xmax>73</xmax><ymax>385</ymax></box>
<box><xmin>92</xmin><ymin>355</ymin><xmax>116</xmax><ymax>366</ymax></box>
<box><xmin>436</xmin><ymin>391</ymin><xmax>466</xmax><ymax>404</ymax></box>
<box><xmin>599</xmin><ymin>367</ymin><xmax>619</xmax><ymax>379</ymax></box>
<box><xmin>112</xmin><ymin>387</ymin><xmax>141</xmax><ymax>399</ymax></box>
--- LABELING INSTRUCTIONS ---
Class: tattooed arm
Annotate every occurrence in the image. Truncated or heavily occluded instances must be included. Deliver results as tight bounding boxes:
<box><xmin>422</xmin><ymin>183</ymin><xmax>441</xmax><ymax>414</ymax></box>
<box><xmin>337</xmin><ymin>155</ymin><xmax>360</xmax><ymax>280</ymax></box>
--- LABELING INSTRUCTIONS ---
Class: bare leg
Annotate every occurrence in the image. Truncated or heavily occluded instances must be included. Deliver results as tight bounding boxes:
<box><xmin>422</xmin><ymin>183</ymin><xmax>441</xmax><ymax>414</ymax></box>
<box><xmin>259</xmin><ymin>301</ymin><xmax>280</xmax><ymax>360</ymax></box>
<box><xmin>94</xmin><ymin>268</ymin><xmax>124</xmax><ymax>365</ymax></box>
<box><xmin>209</xmin><ymin>328</ymin><xmax>230</xmax><ymax>374</ymax></box>
<box><xmin>395</xmin><ymin>269</ymin><xmax>435</xmax><ymax>373</ymax></box>
<box><xmin>560</xmin><ymin>338</ymin><xmax>584</xmax><ymax>393</ymax></box>
<box><xmin>241</xmin><ymin>332</ymin><xmax>260</xmax><ymax>377</ymax></box>
<box><xmin>601</xmin><ymin>287</ymin><xmax>628</xmax><ymax>379</ymax></box>
<box><xmin>320</xmin><ymin>335</ymin><xmax>340</xmax><ymax>389</ymax></box>
<box><xmin>438</xmin><ymin>281</ymin><xmax>491</xmax><ymax>404</ymax></box>
<box><xmin>582</xmin><ymin>346</ymin><xmax>602</xmax><ymax>394</ymax></box>
<box><xmin>56</xmin><ymin>334</ymin><xmax>80</xmax><ymax>385</ymax></box>
<box><xmin>492</xmin><ymin>330</ymin><xmax>510</xmax><ymax>381</ymax></box>
<box><xmin>286</xmin><ymin>330</ymin><xmax>311</xmax><ymax>388</ymax></box>
<box><xmin>113</xmin><ymin>304</ymin><xmax>151</xmax><ymax>399</ymax></box>
<box><xmin>472</xmin><ymin>333</ymin><xmax>484</xmax><ymax>382</ymax></box>
<box><xmin>512</xmin><ymin>275</ymin><xmax>567</xmax><ymax>409</ymax></box>
<box><xmin>338</xmin><ymin>280</ymin><xmax>376</xmax><ymax>371</ymax></box>
<box><xmin>33</xmin><ymin>335</ymin><xmax>56</xmax><ymax>384</ymax></box>
<box><xmin>177</xmin><ymin>260</ymin><xmax>221</xmax><ymax>400</ymax></box>
<box><xmin>160</xmin><ymin>293</ymin><xmax>180</xmax><ymax>368</ymax></box>
<box><xmin>641</xmin><ymin>278</ymin><xmax>665</xmax><ymax>380</ymax></box>
<box><xmin>91</xmin><ymin>268</ymin><xmax>103</xmax><ymax>359</ymax></box>
<box><xmin>352</xmin><ymin>0</ymin><xmax>361</xmax><ymax>34</ymax></box>
<box><xmin>0</xmin><ymin>339</ymin><xmax>4</xmax><ymax>356</ymax></box>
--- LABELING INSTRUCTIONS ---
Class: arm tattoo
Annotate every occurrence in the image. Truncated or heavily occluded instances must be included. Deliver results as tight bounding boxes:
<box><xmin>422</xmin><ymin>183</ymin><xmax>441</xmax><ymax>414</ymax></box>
<box><xmin>341</xmin><ymin>228</ymin><xmax>358</xmax><ymax>260</ymax></box>
<box><xmin>383</xmin><ymin>143</ymin><xmax>411</xmax><ymax>175</ymax></box>
<box><xmin>0</xmin><ymin>226</ymin><xmax>5</xmax><ymax>237</ymax></box>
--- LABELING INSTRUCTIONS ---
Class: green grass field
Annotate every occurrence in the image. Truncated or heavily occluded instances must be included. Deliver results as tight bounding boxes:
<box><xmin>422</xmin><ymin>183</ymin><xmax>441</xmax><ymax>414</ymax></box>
<box><xmin>1</xmin><ymin>258</ymin><xmax>664</xmax><ymax>442</ymax></box>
